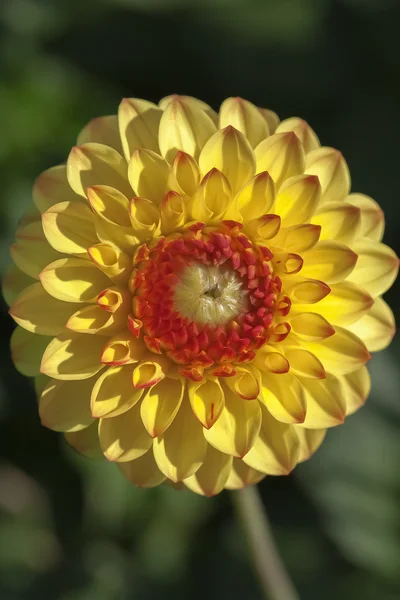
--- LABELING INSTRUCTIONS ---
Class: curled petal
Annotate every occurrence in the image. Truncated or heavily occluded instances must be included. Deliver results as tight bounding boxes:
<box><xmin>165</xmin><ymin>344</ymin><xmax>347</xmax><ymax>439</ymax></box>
<box><xmin>305</xmin><ymin>147</ymin><xmax>350</xmax><ymax>204</ymax></box>
<box><xmin>40</xmin><ymin>377</ymin><xmax>96</xmax><ymax>432</ymax></box>
<box><xmin>66</xmin><ymin>305</ymin><xmax>126</xmax><ymax>336</ymax></box>
<box><xmin>129</xmin><ymin>196</ymin><xmax>161</xmax><ymax>239</ymax></box>
<box><xmin>41</xmin><ymin>332</ymin><xmax>105</xmax><ymax>380</ymax></box>
<box><xmin>276</xmin><ymin>117</ymin><xmax>320</xmax><ymax>153</ymax></box>
<box><xmin>91</xmin><ymin>364</ymin><xmax>143</xmax><ymax>418</ymax></box>
<box><xmin>88</xmin><ymin>243</ymin><xmax>131</xmax><ymax>282</ymax></box>
<box><xmin>42</xmin><ymin>201</ymin><xmax>98</xmax><ymax>254</ymax></box>
<box><xmin>132</xmin><ymin>355</ymin><xmax>170</xmax><ymax>388</ymax></box>
<box><xmin>253</xmin><ymin>350</ymin><xmax>290</xmax><ymax>374</ymax></box>
<box><xmin>231</xmin><ymin>171</ymin><xmax>275</xmax><ymax>222</ymax></box>
<box><xmin>259</xmin><ymin>372</ymin><xmax>306</xmax><ymax>424</ymax></box>
<box><xmin>101</xmin><ymin>332</ymin><xmax>144</xmax><ymax>366</ymax></box>
<box><xmin>224</xmin><ymin>367</ymin><xmax>260</xmax><ymax>400</ymax></box>
<box><xmin>255</xmin><ymin>132</ymin><xmax>305</xmax><ymax>189</ymax></box>
<box><xmin>245</xmin><ymin>213</ymin><xmax>281</xmax><ymax>241</ymax></box>
<box><xmin>118</xmin><ymin>97</ymin><xmax>162</xmax><ymax>160</ymax></box>
<box><xmin>168</xmin><ymin>151</ymin><xmax>200</xmax><ymax>197</ymax></box>
<box><xmin>40</xmin><ymin>257</ymin><xmax>111</xmax><ymax>303</ymax></box>
<box><xmin>274</xmin><ymin>224</ymin><xmax>321</xmax><ymax>253</ymax></box>
<box><xmin>288</xmin><ymin>278</ymin><xmax>331</xmax><ymax>304</ymax></box>
<box><xmin>219</xmin><ymin>97</ymin><xmax>270</xmax><ymax>148</ymax></box>
<box><xmin>97</xmin><ymin>287</ymin><xmax>130</xmax><ymax>313</ymax></box>
<box><xmin>184</xmin><ymin>445</ymin><xmax>233</xmax><ymax>496</ymax></box>
<box><xmin>77</xmin><ymin>115</ymin><xmax>123</xmax><ymax>154</ymax></box>
<box><xmin>128</xmin><ymin>148</ymin><xmax>169</xmax><ymax>205</ymax></box>
<box><xmin>160</xmin><ymin>191</ymin><xmax>186</xmax><ymax>234</ymax></box>
<box><xmin>346</xmin><ymin>193</ymin><xmax>384</xmax><ymax>241</ymax></box>
<box><xmin>87</xmin><ymin>185</ymin><xmax>130</xmax><ymax>226</ymax></box>
<box><xmin>273</xmin><ymin>174</ymin><xmax>321</xmax><ymax>226</ymax></box>
<box><xmin>347</xmin><ymin>297</ymin><xmax>395</xmax><ymax>352</ymax></box>
<box><xmin>141</xmin><ymin>377</ymin><xmax>185</xmax><ymax>437</ymax></box>
<box><xmin>188</xmin><ymin>377</ymin><xmax>225</xmax><ymax>428</ymax></box>
<box><xmin>99</xmin><ymin>402</ymin><xmax>152</xmax><ymax>462</ymax></box>
<box><xmin>347</xmin><ymin>240</ymin><xmax>399</xmax><ymax>298</ymax></box>
<box><xmin>190</xmin><ymin>168</ymin><xmax>231</xmax><ymax>222</ymax></box>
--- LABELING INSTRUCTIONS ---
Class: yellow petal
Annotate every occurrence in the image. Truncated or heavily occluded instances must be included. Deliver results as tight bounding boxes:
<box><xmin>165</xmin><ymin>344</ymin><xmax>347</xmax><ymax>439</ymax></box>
<box><xmin>67</xmin><ymin>143</ymin><xmax>131</xmax><ymax>198</ymax></box>
<box><xmin>311</xmin><ymin>202</ymin><xmax>360</xmax><ymax>244</ymax></box>
<box><xmin>190</xmin><ymin>168</ymin><xmax>232</xmax><ymax>222</ymax></box>
<box><xmin>273</xmin><ymin>224</ymin><xmax>321</xmax><ymax>253</ymax></box>
<box><xmin>347</xmin><ymin>240</ymin><xmax>398</xmax><ymax>298</ymax></box>
<box><xmin>288</xmin><ymin>278</ymin><xmax>331</xmax><ymax>304</ymax></box>
<box><xmin>293</xmin><ymin>281</ymin><xmax>373</xmax><ymax>326</ymax></box>
<box><xmin>168</xmin><ymin>151</ymin><xmax>200</xmax><ymax>197</ymax></box>
<box><xmin>301</xmin><ymin>240</ymin><xmax>358</xmax><ymax>284</ymax></box>
<box><xmin>243</xmin><ymin>405</ymin><xmax>300</xmax><ymax>475</ymax></box>
<box><xmin>118</xmin><ymin>97</ymin><xmax>162</xmax><ymax>160</ymax></box>
<box><xmin>11</xmin><ymin>327</ymin><xmax>51</xmax><ymax>376</ymax></box>
<box><xmin>219</xmin><ymin>97</ymin><xmax>270</xmax><ymax>148</ymax></box>
<box><xmin>158</xmin><ymin>95</ymin><xmax>217</xmax><ymax>162</ymax></box>
<box><xmin>11</xmin><ymin>220</ymin><xmax>63</xmax><ymax>279</ymax></box>
<box><xmin>88</xmin><ymin>243</ymin><xmax>131</xmax><ymax>282</ymax></box>
<box><xmin>153</xmin><ymin>397</ymin><xmax>207</xmax><ymax>482</ymax></box>
<box><xmin>231</xmin><ymin>171</ymin><xmax>275</xmax><ymax>222</ymax></box>
<box><xmin>288</xmin><ymin>312</ymin><xmax>335</xmax><ymax>341</ymax></box>
<box><xmin>259</xmin><ymin>372</ymin><xmax>306</xmax><ymax>424</ymax></box>
<box><xmin>160</xmin><ymin>191</ymin><xmax>186</xmax><ymax>234</ymax></box>
<box><xmin>128</xmin><ymin>148</ymin><xmax>169</xmax><ymax>205</ymax></box>
<box><xmin>273</xmin><ymin>174</ymin><xmax>321</xmax><ymax>226</ymax></box>
<box><xmin>118</xmin><ymin>448</ymin><xmax>166</xmax><ymax>488</ymax></box>
<box><xmin>2</xmin><ymin>264</ymin><xmax>34</xmax><ymax>307</ymax></box>
<box><xmin>96</xmin><ymin>286</ymin><xmax>131</xmax><ymax>313</ymax></box>
<box><xmin>224</xmin><ymin>367</ymin><xmax>260</xmax><ymax>400</ymax></box>
<box><xmin>132</xmin><ymin>355</ymin><xmax>170</xmax><ymax>389</ymax></box>
<box><xmin>99</xmin><ymin>401</ymin><xmax>152</xmax><ymax>462</ymax></box>
<box><xmin>299</xmin><ymin>376</ymin><xmax>346</xmax><ymax>428</ymax></box>
<box><xmin>40</xmin><ymin>257</ymin><xmax>111</xmax><ymax>302</ymax></box>
<box><xmin>199</xmin><ymin>126</ymin><xmax>256</xmax><ymax>194</ymax></box>
<box><xmin>339</xmin><ymin>366</ymin><xmax>371</xmax><ymax>416</ymax></box>
<box><xmin>140</xmin><ymin>377</ymin><xmax>184</xmax><ymax>437</ymax></box>
<box><xmin>253</xmin><ymin>350</ymin><xmax>290</xmax><ymax>374</ymax></box>
<box><xmin>305</xmin><ymin>147</ymin><xmax>350</xmax><ymax>204</ymax></box>
<box><xmin>347</xmin><ymin>297</ymin><xmax>395</xmax><ymax>352</ymax></box>
<box><xmin>275</xmin><ymin>117</ymin><xmax>320</xmax><ymax>153</ymax></box>
<box><xmin>346</xmin><ymin>193</ymin><xmax>384</xmax><ymax>242</ymax></box>
<box><xmin>33</xmin><ymin>165</ymin><xmax>80</xmax><ymax>212</ymax></box>
<box><xmin>91</xmin><ymin>364</ymin><xmax>143</xmax><ymax>418</ymax></box>
<box><xmin>188</xmin><ymin>377</ymin><xmax>225</xmax><ymax>428</ymax></box>
<box><xmin>204</xmin><ymin>385</ymin><xmax>262</xmax><ymax>458</ymax></box>
<box><xmin>129</xmin><ymin>196</ymin><xmax>161</xmax><ymax>240</ymax></box>
<box><xmin>160</xmin><ymin>95</ymin><xmax>218</xmax><ymax>125</ymax></box>
<box><xmin>77</xmin><ymin>115</ymin><xmax>123</xmax><ymax>154</ymax></box>
<box><xmin>42</xmin><ymin>201</ymin><xmax>98</xmax><ymax>254</ymax></box>
<box><xmin>86</xmin><ymin>184</ymin><xmax>130</xmax><ymax>226</ymax></box>
<box><xmin>255</xmin><ymin>132</ymin><xmax>305</xmax><ymax>189</ymax></box>
<box><xmin>284</xmin><ymin>348</ymin><xmax>326</xmax><ymax>379</ymax></box>
<box><xmin>306</xmin><ymin>326</ymin><xmax>370</xmax><ymax>375</ymax></box>
<box><xmin>66</xmin><ymin>304</ymin><xmax>125</xmax><ymax>336</ymax></box>
<box><xmin>294</xmin><ymin>427</ymin><xmax>326</xmax><ymax>462</ymax></box>
<box><xmin>39</xmin><ymin>377</ymin><xmax>97</xmax><ymax>432</ymax></box>
<box><xmin>65</xmin><ymin>422</ymin><xmax>102</xmax><ymax>459</ymax></box>
<box><xmin>184</xmin><ymin>444</ymin><xmax>233</xmax><ymax>496</ymax></box>
<box><xmin>224</xmin><ymin>458</ymin><xmax>265</xmax><ymax>490</ymax></box>
<box><xmin>10</xmin><ymin>282</ymin><xmax>81</xmax><ymax>335</ymax></box>
<box><xmin>40</xmin><ymin>332</ymin><xmax>105</xmax><ymax>380</ymax></box>
<box><xmin>245</xmin><ymin>213</ymin><xmax>281</xmax><ymax>242</ymax></box>
<box><xmin>100</xmin><ymin>332</ymin><xmax>144</xmax><ymax>366</ymax></box>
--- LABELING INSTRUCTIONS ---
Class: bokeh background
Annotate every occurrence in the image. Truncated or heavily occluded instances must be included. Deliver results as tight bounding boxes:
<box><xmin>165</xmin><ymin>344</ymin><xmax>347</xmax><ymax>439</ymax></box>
<box><xmin>0</xmin><ymin>0</ymin><xmax>399</xmax><ymax>598</ymax></box>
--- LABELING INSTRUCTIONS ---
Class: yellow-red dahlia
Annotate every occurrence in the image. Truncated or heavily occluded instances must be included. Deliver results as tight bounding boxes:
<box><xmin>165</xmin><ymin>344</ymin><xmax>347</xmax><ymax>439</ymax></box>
<box><xmin>4</xmin><ymin>95</ymin><xmax>398</xmax><ymax>495</ymax></box>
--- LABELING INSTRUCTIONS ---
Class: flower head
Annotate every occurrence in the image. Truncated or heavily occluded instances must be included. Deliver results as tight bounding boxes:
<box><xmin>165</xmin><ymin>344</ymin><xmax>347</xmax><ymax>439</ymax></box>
<box><xmin>5</xmin><ymin>95</ymin><xmax>398</xmax><ymax>495</ymax></box>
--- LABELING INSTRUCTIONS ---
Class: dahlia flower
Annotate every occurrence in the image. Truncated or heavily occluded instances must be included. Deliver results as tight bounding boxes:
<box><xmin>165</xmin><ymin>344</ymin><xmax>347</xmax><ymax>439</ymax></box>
<box><xmin>4</xmin><ymin>95</ymin><xmax>398</xmax><ymax>496</ymax></box>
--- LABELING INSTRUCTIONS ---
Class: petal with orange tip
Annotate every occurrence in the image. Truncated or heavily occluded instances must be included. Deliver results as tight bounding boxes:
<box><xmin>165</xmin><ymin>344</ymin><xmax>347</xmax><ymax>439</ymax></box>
<box><xmin>298</xmin><ymin>376</ymin><xmax>346</xmax><ymax>429</ymax></box>
<box><xmin>347</xmin><ymin>297</ymin><xmax>395</xmax><ymax>352</ymax></box>
<box><xmin>160</xmin><ymin>95</ymin><xmax>218</xmax><ymax>125</ymax></box>
<box><xmin>284</xmin><ymin>348</ymin><xmax>326</xmax><ymax>379</ymax></box>
<box><xmin>140</xmin><ymin>377</ymin><xmax>185</xmax><ymax>437</ymax></box>
<box><xmin>258</xmin><ymin>107</ymin><xmax>280</xmax><ymax>133</ymax></box>
<box><xmin>129</xmin><ymin>196</ymin><xmax>161</xmax><ymax>240</ymax></box>
<box><xmin>273</xmin><ymin>174</ymin><xmax>321</xmax><ymax>227</ymax></box>
<box><xmin>259</xmin><ymin>372</ymin><xmax>306</xmax><ymax>424</ymax></box>
<box><xmin>346</xmin><ymin>193</ymin><xmax>384</xmax><ymax>242</ymax></box>
<box><xmin>275</xmin><ymin>117</ymin><xmax>320</xmax><ymax>153</ymax></box>
<box><xmin>42</xmin><ymin>201</ymin><xmax>98</xmax><ymax>254</ymax></box>
<box><xmin>231</xmin><ymin>171</ymin><xmax>275</xmax><ymax>222</ymax></box>
<box><xmin>2</xmin><ymin>264</ymin><xmax>35</xmax><ymax>307</ymax></box>
<box><xmin>11</xmin><ymin>220</ymin><xmax>63</xmax><ymax>279</ymax></box>
<box><xmin>118</xmin><ymin>97</ymin><xmax>162</xmax><ymax>160</ymax></box>
<box><xmin>339</xmin><ymin>366</ymin><xmax>371</xmax><ymax>416</ymax></box>
<box><xmin>10</xmin><ymin>282</ymin><xmax>81</xmax><ymax>336</ymax></box>
<box><xmin>199</xmin><ymin>126</ymin><xmax>256</xmax><ymax>194</ymax></box>
<box><xmin>288</xmin><ymin>312</ymin><xmax>335</xmax><ymax>341</ymax></box>
<box><xmin>301</xmin><ymin>240</ymin><xmax>358</xmax><ymax>284</ymax></box>
<box><xmin>160</xmin><ymin>191</ymin><xmax>186</xmax><ymax>234</ymax></box>
<box><xmin>312</xmin><ymin>201</ymin><xmax>360</xmax><ymax>244</ymax></box>
<box><xmin>97</xmin><ymin>287</ymin><xmax>130</xmax><ymax>313</ymax></box>
<box><xmin>190</xmin><ymin>168</ymin><xmax>232</xmax><ymax>222</ymax></box>
<box><xmin>253</xmin><ymin>350</ymin><xmax>290</xmax><ymax>374</ymax></box>
<box><xmin>40</xmin><ymin>257</ymin><xmax>111</xmax><ymax>303</ymax></box>
<box><xmin>132</xmin><ymin>355</ymin><xmax>170</xmax><ymax>389</ymax></box>
<box><xmin>273</xmin><ymin>252</ymin><xmax>303</xmax><ymax>276</ymax></box>
<box><xmin>245</xmin><ymin>213</ymin><xmax>281</xmax><ymax>242</ymax></box>
<box><xmin>11</xmin><ymin>327</ymin><xmax>51</xmax><ymax>377</ymax></box>
<box><xmin>40</xmin><ymin>332</ymin><xmax>104</xmax><ymax>380</ymax></box>
<box><xmin>224</xmin><ymin>367</ymin><xmax>260</xmax><ymax>400</ymax></box>
<box><xmin>65</xmin><ymin>422</ymin><xmax>103</xmax><ymax>459</ymax></box>
<box><xmin>99</xmin><ymin>402</ymin><xmax>152</xmax><ymax>462</ymax></box>
<box><xmin>219</xmin><ymin>97</ymin><xmax>270</xmax><ymax>148</ymax></box>
<box><xmin>305</xmin><ymin>147</ymin><xmax>350</xmax><ymax>205</ymax></box>
<box><xmin>118</xmin><ymin>447</ymin><xmax>166</xmax><ymax>487</ymax></box>
<box><xmin>153</xmin><ymin>397</ymin><xmax>207</xmax><ymax>482</ymax></box>
<box><xmin>274</xmin><ymin>224</ymin><xmax>321</xmax><ymax>253</ymax></box>
<box><xmin>88</xmin><ymin>243</ymin><xmax>131</xmax><ymax>283</ymax></box>
<box><xmin>91</xmin><ymin>364</ymin><xmax>143</xmax><ymax>418</ymax></box>
<box><xmin>204</xmin><ymin>385</ymin><xmax>262</xmax><ymax>458</ymax></box>
<box><xmin>39</xmin><ymin>377</ymin><xmax>97</xmax><ymax>432</ymax></box>
<box><xmin>224</xmin><ymin>458</ymin><xmax>265</xmax><ymax>490</ymax></box>
<box><xmin>294</xmin><ymin>427</ymin><xmax>326</xmax><ymax>463</ymax></box>
<box><xmin>101</xmin><ymin>332</ymin><xmax>144</xmax><ymax>366</ymax></box>
<box><xmin>67</xmin><ymin>305</ymin><xmax>126</xmax><ymax>336</ymax></box>
<box><xmin>158</xmin><ymin>95</ymin><xmax>217</xmax><ymax>162</ymax></box>
<box><xmin>77</xmin><ymin>115</ymin><xmax>123</xmax><ymax>154</ymax></box>
<box><xmin>33</xmin><ymin>165</ymin><xmax>81</xmax><ymax>212</ymax></box>
<box><xmin>306</xmin><ymin>326</ymin><xmax>371</xmax><ymax>376</ymax></box>
<box><xmin>86</xmin><ymin>185</ymin><xmax>130</xmax><ymax>226</ymax></box>
<box><xmin>255</xmin><ymin>131</ymin><xmax>305</xmax><ymax>189</ymax></box>
<box><xmin>67</xmin><ymin>143</ymin><xmax>131</xmax><ymax>198</ymax></box>
<box><xmin>243</xmin><ymin>405</ymin><xmax>300</xmax><ymax>475</ymax></box>
<box><xmin>347</xmin><ymin>240</ymin><xmax>399</xmax><ymax>298</ymax></box>
<box><xmin>128</xmin><ymin>148</ymin><xmax>169</xmax><ymax>205</ymax></box>
<box><xmin>188</xmin><ymin>377</ymin><xmax>225</xmax><ymax>428</ymax></box>
<box><xmin>288</xmin><ymin>278</ymin><xmax>331</xmax><ymax>304</ymax></box>
<box><xmin>184</xmin><ymin>445</ymin><xmax>233</xmax><ymax>497</ymax></box>
<box><xmin>168</xmin><ymin>151</ymin><xmax>200</xmax><ymax>197</ymax></box>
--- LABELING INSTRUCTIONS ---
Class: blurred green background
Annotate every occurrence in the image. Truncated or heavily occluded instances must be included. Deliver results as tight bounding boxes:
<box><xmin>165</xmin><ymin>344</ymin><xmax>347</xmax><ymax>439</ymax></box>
<box><xmin>0</xmin><ymin>0</ymin><xmax>399</xmax><ymax>598</ymax></box>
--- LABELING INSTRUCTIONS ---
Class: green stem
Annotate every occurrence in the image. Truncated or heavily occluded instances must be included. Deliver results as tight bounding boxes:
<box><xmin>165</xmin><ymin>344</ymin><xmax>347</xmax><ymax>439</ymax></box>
<box><xmin>231</xmin><ymin>485</ymin><xmax>300</xmax><ymax>600</ymax></box>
